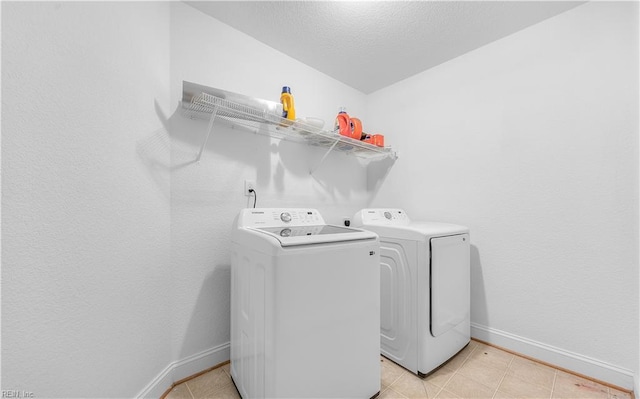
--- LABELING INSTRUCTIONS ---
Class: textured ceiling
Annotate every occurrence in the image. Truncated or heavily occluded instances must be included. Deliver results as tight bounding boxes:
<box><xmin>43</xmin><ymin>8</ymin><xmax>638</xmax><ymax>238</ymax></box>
<box><xmin>186</xmin><ymin>1</ymin><xmax>584</xmax><ymax>94</ymax></box>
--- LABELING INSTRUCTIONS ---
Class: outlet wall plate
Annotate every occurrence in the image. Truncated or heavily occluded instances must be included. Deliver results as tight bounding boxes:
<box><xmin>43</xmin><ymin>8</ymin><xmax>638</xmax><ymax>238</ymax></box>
<box><xmin>244</xmin><ymin>180</ymin><xmax>256</xmax><ymax>196</ymax></box>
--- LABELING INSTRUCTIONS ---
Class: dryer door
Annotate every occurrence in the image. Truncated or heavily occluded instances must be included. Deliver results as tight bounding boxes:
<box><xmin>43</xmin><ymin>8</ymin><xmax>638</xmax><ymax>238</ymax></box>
<box><xmin>430</xmin><ymin>234</ymin><xmax>470</xmax><ymax>337</ymax></box>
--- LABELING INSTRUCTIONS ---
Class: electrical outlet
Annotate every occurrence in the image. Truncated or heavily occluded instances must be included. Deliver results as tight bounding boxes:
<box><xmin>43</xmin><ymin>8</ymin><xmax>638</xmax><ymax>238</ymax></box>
<box><xmin>244</xmin><ymin>180</ymin><xmax>256</xmax><ymax>196</ymax></box>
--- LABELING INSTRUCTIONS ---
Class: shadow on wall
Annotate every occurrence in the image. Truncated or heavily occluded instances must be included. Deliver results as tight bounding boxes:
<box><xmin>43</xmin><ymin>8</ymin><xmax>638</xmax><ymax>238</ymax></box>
<box><xmin>178</xmin><ymin>264</ymin><xmax>231</xmax><ymax>360</ymax></box>
<box><xmin>366</xmin><ymin>156</ymin><xmax>396</xmax><ymax>199</ymax></box>
<box><xmin>136</xmin><ymin>99</ymin><xmax>268</xmax><ymax>175</ymax></box>
<box><xmin>135</xmin><ymin>125</ymin><xmax>172</xmax><ymax>200</ymax></box>
<box><xmin>470</xmin><ymin>244</ymin><xmax>489</xmax><ymax>327</ymax></box>
<box><xmin>270</xmin><ymin>138</ymin><xmax>369</xmax><ymax>199</ymax></box>
<box><xmin>133</xmin><ymin>100</ymin><xmax>178</xmax><ymax>200</ymax></box>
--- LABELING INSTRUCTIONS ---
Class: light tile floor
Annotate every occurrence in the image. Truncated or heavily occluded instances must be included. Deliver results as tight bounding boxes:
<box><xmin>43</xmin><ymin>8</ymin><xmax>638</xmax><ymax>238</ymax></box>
<box><xmin>165</xmin><ymin>340</ymin><xmax>633</xmax><ymax>399</ymax></box>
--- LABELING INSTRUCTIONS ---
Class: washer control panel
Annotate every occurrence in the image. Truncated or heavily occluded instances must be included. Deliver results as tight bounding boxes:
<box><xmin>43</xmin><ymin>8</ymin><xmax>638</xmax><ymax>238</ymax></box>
<box><xmin>238</xmin><ymin>208</ymin><xmax>325</xmax><ymax>227</ymax></box>
<box><xmin>353</xmin><ymin>208</ymin><xmax>410</xmax><ymax>226</ymax></box>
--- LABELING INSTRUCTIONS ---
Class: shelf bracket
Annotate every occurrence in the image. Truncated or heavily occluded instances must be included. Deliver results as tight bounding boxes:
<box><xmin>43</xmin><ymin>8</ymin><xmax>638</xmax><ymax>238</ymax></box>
<box><xmin>310</xmin><ymin>137</ymin><xmax>340</xmax><ymax>175</ymax></box>
<box><xmin>196</xmin><ymin>103</ymin><xmax>219</xmax><ymax>162</ymax></box>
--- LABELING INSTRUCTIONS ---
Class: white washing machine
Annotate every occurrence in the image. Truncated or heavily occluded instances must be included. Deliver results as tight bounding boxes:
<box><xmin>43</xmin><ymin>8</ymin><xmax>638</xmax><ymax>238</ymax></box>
<box><xmin>230</xmin><ymin>208</ymin><xmax>381</xmax><ymax>399</ymax></box>
<box><xmin>353</xmin><ymin>208</ymin><xmax>470</xmax><ymax>376</ymax></box>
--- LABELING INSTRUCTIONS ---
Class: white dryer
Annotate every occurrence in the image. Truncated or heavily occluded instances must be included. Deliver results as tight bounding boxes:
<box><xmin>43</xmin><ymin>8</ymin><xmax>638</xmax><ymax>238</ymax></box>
<box><xmin>353</xmin><ymin>208</ymin><xmax>470</xmax><ymax>376</ymax></box>
<box><xmin>230</xmin><ymin>208</ymin><xmax>381</xmax><ymax>399</ymax></box>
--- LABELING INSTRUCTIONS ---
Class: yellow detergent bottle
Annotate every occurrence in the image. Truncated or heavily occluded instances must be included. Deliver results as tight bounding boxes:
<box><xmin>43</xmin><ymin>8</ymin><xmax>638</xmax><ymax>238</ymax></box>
<box><xmin>280</xmin><ymin>86</ymin><xmax>296</xmax><ymax>121</ymax></box>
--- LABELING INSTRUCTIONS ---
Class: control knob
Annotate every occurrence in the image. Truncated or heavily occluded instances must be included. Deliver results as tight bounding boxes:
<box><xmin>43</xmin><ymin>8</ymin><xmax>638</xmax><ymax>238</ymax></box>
<box><xmin>280</xmin><ymin>228</ymin><xmax>292</xmax><ymax>237</ymax></box>
<box><xmin>280</xmin><ymin>212</ymin><xmax>292</xmax><ymax>223</ymax></box>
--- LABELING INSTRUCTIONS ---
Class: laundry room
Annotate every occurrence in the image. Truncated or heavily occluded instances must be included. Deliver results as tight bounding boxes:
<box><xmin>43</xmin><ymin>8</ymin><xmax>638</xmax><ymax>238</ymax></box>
<box><xmin>1</xmin><ymin>1</ymin><xmax>638</xmax><ymax>399</ymax></box>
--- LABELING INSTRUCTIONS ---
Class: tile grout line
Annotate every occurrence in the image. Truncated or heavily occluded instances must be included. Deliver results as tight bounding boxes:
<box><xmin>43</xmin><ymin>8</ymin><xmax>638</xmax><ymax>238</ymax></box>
<box><xmin>424</xmin><ymin>365</ymin><xmax>457</xmax><ymax>398</ymax></box>
<box><xmin>491</xmin><ymin>354</ymin><xmax>514</xmax><ymax>399</ymax></box>
<box><xmin>433</xmin><ymin>342</ymin><xmax>477</xmax><ymax>398</ymax></box>
<box><xmin>549</xmin><ymin>369</ymin><xmax>558</xmax><ymax>399</ymax></box>
<box><xmin>184</xmin><ymin>380</ymin><xmax>195</xmax><ymax>399</ymax></box>
<box><xmin>431</xmin><ymin>386</ymin><xmax>444</xmax><ymax>399</ymax></box>
<box><xmin>390</xmin><ymin>370</ymin><xmax>407</xmax><ymax>387</ymax></box>
<box><xmin>382</xmin><ymin>363</ymin><xmax>407</xmax><ymax>397</ymax></box>
<box><xmin>381</xmin><ymin>383</ymin><xmax>408</xmax><ymax>399</ymax></box>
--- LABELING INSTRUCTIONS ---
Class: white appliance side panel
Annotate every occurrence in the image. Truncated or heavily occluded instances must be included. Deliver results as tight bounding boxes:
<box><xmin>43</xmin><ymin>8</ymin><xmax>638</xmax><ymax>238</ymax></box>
<box><xmin>379</xmin><ymin>239</ymin><xmax>418</xmax><ymax>374</ymax></box>
<box><xmin>230</xmin><ymin>247</ymin><xmax>239</xmax><ymax>387</ymax></box>
<box><xmin>430</xmin><ymin>234</ymin><xmax>470</xmax><ymax>337</ymax></box>
<box><xmin>230</xmin><ymin>243</ymin><xmax>267</xmax><ymax>399</ymax></box>
<box><xmin>271</xmin><ymin>241</ymin><xmax>381</xmax><ymax>398</ymax></box>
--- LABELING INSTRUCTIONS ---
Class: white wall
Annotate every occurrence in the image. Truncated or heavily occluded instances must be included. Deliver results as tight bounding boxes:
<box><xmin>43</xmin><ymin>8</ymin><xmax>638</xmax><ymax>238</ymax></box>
<box><xmin>166</xmin><ymin>0</ymin><xmax>372</xmax><ymax>380</ymax></box>
<box><xmin>1</xmin><ymin>2</ymin><xmax>173</xmax><ymax>397</ymax></box>
<box><xmin>368</xmin><ymin>1</ymin><xmax>638</xmax><ymax>389</ymax></box>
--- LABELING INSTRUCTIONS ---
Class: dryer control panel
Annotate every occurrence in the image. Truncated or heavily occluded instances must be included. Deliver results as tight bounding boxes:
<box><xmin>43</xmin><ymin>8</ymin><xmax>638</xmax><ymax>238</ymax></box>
<box><xmin>237</xmin><ymin>208</ymin><xmax>325</xmax><ymax>228</ymax></box>
<box><xmin>353</xmin><ymin>209</ymin><xmax>410</xmax><ymax>226</ymax></box>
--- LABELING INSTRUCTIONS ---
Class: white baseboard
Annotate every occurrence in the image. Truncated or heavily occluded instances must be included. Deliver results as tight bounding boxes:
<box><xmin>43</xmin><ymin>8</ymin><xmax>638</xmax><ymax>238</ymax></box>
<box><xmin>136</xmin><ymin>342</ymin><xmax>231</xmax><ymax>398</ymax></box>
<box><xmin>471</xmin><ymin>323</ymin><xmax>634</xmax><ymax>391</ymax></box>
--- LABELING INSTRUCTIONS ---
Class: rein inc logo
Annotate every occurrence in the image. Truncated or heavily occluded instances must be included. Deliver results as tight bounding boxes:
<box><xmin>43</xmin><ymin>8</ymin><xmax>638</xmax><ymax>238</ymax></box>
<box><xmin>2</xmin><ymin>391</ymin><xmax>34</xmax><ymax>398</ymax></box>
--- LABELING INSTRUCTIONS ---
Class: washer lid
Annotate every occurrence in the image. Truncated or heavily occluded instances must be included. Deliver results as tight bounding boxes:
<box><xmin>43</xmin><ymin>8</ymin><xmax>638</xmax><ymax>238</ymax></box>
<box><xmin>248</xmin><ymin>225</ymin><xmax>376</xmax><ymax>247</ymax></box>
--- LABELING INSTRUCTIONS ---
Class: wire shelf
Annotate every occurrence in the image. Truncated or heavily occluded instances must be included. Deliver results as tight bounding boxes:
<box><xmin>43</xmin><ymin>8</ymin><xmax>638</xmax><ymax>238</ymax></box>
<box><xmin>182</xmin><ymin>90</ymin><xmax>397</xmax><ymax>161</ymax></box>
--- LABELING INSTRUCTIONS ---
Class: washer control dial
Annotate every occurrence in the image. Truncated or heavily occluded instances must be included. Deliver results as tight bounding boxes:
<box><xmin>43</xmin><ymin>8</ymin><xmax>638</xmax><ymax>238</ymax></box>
<box><xmin>384</xmin><ymin>211</ymin><xmax>392</xmax><ymax>220</ymax></box>
<box><xmin>280</xmin><ymin>212</ymin><xmax>292</xmax><ymax>223</ymax></box>
<box><xmin>280</xmin><ymin>228</ymin><xmax>292</xmax><ymax>237</ymax></box>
